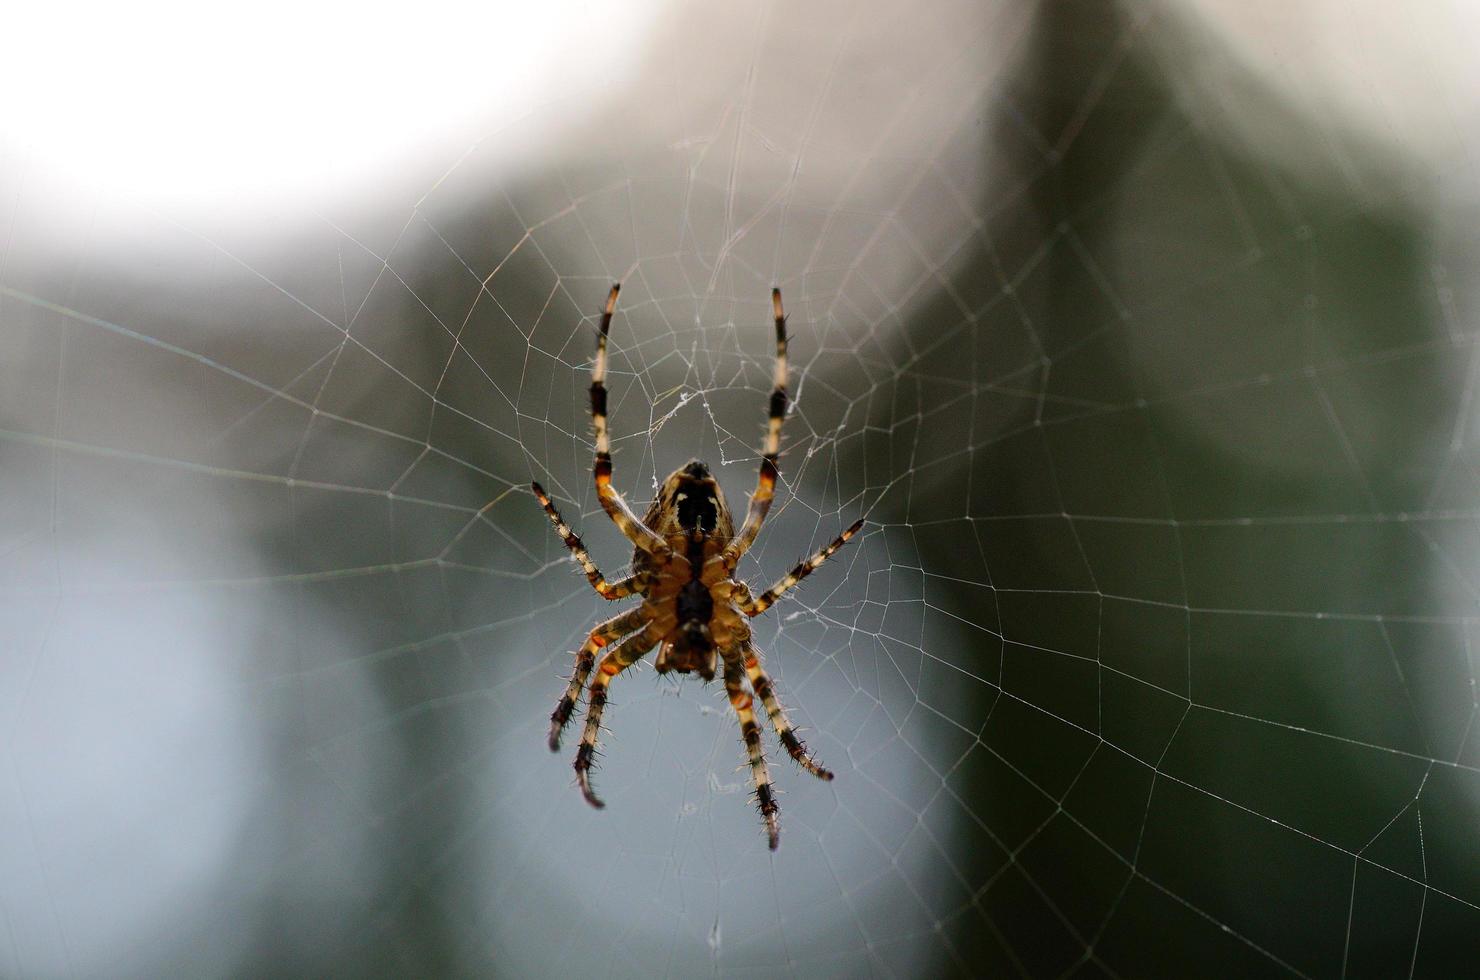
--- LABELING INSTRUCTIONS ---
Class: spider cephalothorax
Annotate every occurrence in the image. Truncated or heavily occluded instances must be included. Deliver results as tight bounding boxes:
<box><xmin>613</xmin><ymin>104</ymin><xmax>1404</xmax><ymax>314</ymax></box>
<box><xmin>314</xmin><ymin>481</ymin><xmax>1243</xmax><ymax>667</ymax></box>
<box><xmin>531</xmin><ymin>284</ymin><xmax>863</xmax><ymax>849</ymax></box>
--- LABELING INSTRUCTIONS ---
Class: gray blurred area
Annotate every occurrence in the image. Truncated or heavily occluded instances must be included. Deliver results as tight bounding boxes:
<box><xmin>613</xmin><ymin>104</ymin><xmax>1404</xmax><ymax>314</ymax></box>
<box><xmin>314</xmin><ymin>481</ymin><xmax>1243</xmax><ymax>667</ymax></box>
<box><xmin>5</xmin><ymin>1</ymin><xmax>1480</xmax><ymax>977</ymax></box>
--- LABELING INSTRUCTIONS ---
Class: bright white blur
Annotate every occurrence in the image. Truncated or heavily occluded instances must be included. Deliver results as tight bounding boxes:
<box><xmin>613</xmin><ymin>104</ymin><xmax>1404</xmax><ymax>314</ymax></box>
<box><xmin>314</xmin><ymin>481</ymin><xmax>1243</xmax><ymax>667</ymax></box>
<box><xmin>0</xmin><ymin>0</ymin><xmax>661</xmax><ymax>212</ymax></box>
<box><xmin>1153</xmin><ymin>0</ymin><xmax>1480</xmax><ymax>177</ymax></box>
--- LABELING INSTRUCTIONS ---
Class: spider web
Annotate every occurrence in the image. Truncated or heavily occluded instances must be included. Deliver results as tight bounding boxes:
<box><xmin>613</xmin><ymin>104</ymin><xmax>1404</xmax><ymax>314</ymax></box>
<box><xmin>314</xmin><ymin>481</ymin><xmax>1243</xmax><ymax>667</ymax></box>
<box><xmin>4</xmin><ymin>1</ymin><xmax>1480</xmax><ymax>977</ymax></box>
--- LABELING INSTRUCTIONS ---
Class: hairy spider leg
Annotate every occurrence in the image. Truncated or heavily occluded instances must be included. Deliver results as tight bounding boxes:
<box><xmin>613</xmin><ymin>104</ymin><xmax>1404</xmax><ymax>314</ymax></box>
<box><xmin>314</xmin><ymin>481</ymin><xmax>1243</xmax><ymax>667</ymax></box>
<box><xmin>589</xmin><ymin>283</ymin><xmax>669</xmax><ymax>558</ymax></box>
<box><xmin>742</xmin><ymin>645</ymin><xmax>833</xmax><ymax>780</ymax></box>
<box><xmin>741</xmin><ymin>518</ymin><xmax>865</xmax><ymax>616</ymax></box>
<box><xmin>725</xmin><ymin>659</ymin><xmax>781</xmax><ymax>849</ymax></box>
<box><xmin>724</xmin><ymin>288</ymin><xmax>789</xmax><ymax>568</ymax></box>
<box><xmin>532</xmin><ymin>481</ymin><xmax>646</xmax><ymax>600</ymax></box>
<box><xmin>574</xmin><ymin>618</ymin><xmax>666</xmax><ymax>808</ymax></box>
<box><xmin>548</xmin><ymin>606</ymin><xmax>652</xmax><ymax>751</ymax></box>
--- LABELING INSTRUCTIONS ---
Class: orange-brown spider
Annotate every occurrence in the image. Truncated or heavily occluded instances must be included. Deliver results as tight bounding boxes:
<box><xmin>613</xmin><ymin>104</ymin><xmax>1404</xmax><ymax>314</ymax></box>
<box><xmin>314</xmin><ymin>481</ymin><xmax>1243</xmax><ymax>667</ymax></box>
<box><xmin>533</xmin><ymin>284</ymin><xmax>862</xmax><ymax>849</ymax></box>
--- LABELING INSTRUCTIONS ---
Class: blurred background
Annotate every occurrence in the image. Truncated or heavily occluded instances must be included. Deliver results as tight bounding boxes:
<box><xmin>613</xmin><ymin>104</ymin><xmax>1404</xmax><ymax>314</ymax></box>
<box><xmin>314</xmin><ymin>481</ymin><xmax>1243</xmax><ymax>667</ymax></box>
<box><xmin>5</xmin><ymin>0</ymin><xmax>1480</xmax><ymax>976</ymax></box>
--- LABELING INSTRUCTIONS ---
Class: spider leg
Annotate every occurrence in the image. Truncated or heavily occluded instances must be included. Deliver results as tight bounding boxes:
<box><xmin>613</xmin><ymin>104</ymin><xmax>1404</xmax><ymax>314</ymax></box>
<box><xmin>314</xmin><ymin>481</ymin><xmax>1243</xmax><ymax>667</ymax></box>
<box><xmin>743</xmin><ymin>644</ymin><xmax>834</xmax><ymax>781</ymax></box>
<box><xmin>740</xmin><ymin>519</ymin><xmax>865</xmax><ymax>617</ymax></box>
<box><xmin>548</xmin><ymin>606</ymin><xmax>652</xmax><ymax>751</ymax></box>
<box><xmin>724</xmin><ymin>656</ymin><xmax>781</xmax><ymax>850</ymax></box>
<box><xmin>723</xmin><ymin>288</ymin><xmax>789</xmax><ymax>569</ymax></box>
<box><xmin>573</xmin><ymin>619</ymin><xmax>662</xmax><ymax>808</ymax></box>
<box><xmin>588</xmin><ymin>284</ymin><xmax>670</xmax><ymax>558</ymax></box>
<box><xmin>532</xmin><ymin>482</ymin><xmax>646</xmax><ymax>600</ymax></box>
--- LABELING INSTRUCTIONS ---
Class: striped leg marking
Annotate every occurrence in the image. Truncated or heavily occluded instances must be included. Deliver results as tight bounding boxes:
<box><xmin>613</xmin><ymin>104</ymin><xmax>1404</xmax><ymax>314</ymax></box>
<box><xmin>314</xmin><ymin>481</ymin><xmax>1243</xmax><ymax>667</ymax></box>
<box><xmin>723</xmin><ymin>288</ymin><xmax>789</xmax><ymax>568</ymax></box>
<box><xmin>741</xmin><ymin>519</ymin><xmax>865</xmax><ymax>616</ymax></box>
<box><xmin>744</xmin><ymin>649</ymin><xmax>833</xmax><ymax>781</ymax></box>
<box><xmin>590</xmin><ymin>284</ymin><xmax>618</xmax><ymax>458</ymax></box>
<box><xmin>573</xmin><ymin>622</ymin><xmax>659</xmax><ymax>808</ymax></box>
<box><xmin>532</xmin><ymin>482</ymin><xmax>645</xmax><ymax>600</ymax></box>
<box><xmin>548</xmin><ymin>607</ymin><xmax>650</xmax><ymax>751</ymax></box>
<box><xmin>588</xmin><ymin>283</ymin><xmax>670</xmax><ymax>558</ymax></box>
<box><xmin>726</xmin><ymin>659</ymin><xmax>781</xmax><ymax>850</ymax></box>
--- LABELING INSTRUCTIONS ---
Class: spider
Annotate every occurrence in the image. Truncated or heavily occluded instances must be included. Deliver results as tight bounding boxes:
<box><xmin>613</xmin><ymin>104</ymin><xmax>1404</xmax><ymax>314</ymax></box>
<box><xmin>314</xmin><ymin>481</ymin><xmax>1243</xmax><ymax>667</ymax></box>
<box><xmin>532</xmin><ymin>284</ymin><xmax>862</xmax><ymax>850</ymax></box>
